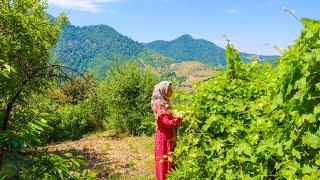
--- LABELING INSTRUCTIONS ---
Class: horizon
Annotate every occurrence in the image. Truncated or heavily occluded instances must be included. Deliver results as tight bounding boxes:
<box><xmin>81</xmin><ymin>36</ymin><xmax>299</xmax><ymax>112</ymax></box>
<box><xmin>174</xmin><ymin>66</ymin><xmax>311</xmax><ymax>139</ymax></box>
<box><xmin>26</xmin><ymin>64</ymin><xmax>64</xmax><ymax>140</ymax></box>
<box><xmin>48</xmin><ymin>0</ymin><xmax>320</xmax><ymax>56</ymax></box>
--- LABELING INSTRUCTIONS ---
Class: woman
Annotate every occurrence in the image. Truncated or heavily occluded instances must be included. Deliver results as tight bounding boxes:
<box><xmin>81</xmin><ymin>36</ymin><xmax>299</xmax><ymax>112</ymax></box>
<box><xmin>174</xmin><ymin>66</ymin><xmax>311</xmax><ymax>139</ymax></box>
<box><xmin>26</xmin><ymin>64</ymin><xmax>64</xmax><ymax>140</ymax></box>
<box><xmin>151</xmin><ymin>81</ymin><xmax>182</xmax><ymax>180</ymax></box>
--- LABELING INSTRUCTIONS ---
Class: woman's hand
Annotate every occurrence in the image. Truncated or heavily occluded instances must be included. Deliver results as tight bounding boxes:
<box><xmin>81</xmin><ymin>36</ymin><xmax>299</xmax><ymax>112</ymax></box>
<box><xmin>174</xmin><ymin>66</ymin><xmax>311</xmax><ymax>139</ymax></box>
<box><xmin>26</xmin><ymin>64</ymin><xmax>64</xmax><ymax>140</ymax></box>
<box><xmin>174</xmin><ymin>111</ymin><xmax>184</xmax><ymax>119</ymax></box>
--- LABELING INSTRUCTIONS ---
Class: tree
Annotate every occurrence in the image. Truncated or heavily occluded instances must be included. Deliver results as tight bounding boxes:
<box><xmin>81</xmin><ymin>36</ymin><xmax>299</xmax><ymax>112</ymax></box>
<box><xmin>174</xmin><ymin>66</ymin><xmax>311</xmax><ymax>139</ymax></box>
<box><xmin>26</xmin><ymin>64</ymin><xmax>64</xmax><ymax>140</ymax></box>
<box><xmin>0</xmin><ymin>0</ymin><xmax>67</xmax><ymax>165</ymax></box>
<box><xmin>99</xmin><ymin>62</ymin><xmax>158</xmax><ymax>135</ymax></box>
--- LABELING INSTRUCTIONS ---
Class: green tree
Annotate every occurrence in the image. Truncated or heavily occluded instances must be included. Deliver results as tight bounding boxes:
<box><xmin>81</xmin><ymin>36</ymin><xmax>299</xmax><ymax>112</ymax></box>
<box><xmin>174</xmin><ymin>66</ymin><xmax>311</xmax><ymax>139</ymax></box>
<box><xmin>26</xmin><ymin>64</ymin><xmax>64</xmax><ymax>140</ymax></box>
<box><xmin>0</xmin><ymin>0</ymin><xmax>67</xmax><ymax>165</ymax></box>
<box><xmin>99</xmin><ymin>62</ymin><xmax>157</xmax><ymax>135</ymax></box>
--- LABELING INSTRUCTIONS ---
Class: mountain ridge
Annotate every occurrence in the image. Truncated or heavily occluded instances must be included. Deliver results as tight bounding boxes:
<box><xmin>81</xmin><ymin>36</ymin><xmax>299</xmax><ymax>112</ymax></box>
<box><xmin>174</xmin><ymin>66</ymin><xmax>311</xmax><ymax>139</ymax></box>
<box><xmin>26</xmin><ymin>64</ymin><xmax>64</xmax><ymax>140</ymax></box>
<box><xmin>146</xmin><ymin>34</ymin><xmax>278</xmax><ymax>66</ymax></box>
<box><xmin>51</xmin><ymin>21</ymin><xmax>278</xmax><ymax>80</ymax></box>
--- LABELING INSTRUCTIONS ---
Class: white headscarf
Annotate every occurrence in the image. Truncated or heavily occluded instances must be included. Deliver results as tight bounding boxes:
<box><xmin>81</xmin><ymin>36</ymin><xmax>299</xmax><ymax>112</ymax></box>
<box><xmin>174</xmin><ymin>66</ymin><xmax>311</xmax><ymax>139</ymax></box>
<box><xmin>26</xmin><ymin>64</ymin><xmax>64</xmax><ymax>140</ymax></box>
<box><xmin>151</xmin><ymin>81</ymin><xmax>172</xmax><ymax>118</ymax></box>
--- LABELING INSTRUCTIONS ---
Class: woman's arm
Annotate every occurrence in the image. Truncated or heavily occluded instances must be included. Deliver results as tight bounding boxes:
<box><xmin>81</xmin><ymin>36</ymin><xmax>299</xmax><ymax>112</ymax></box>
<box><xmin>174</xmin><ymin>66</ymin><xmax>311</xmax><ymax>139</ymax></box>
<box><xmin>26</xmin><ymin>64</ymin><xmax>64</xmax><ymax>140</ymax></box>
<box><xmin>157</xmin><ymin>113</ymin><xmax>182</xmax><ymax>128</ymax></box>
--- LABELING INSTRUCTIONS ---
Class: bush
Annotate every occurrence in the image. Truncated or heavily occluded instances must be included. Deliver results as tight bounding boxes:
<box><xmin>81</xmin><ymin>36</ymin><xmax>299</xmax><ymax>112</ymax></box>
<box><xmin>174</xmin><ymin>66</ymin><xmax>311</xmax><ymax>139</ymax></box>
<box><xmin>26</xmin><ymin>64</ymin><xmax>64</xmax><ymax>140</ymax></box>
<box><xmin>38</xmin><ymin>74</ymin><xmax>107</xmax><ymax>141</ymax></box>
<box><xmin>0</xmin><ymin>108</ymin><xmax>95</xmax><ymax>179</ymax></box>
<box><xmin>46</xmin><ymin>99</ymin><xmax>106</xmax><ymax>141</ymax></box>
<box><xmin>1</xmin><ymin>151</ymin><xmax>96</xmax><ymax>179</ymax></box>
<box><xmin>170</xmin><ymin>18</ymin><xmax>320</xmax><ymax>179</ymax></box>
<box><xmin>99</xmin><ymin>61</ymin><xmax>157</xmax><ymax>136</ymax></box>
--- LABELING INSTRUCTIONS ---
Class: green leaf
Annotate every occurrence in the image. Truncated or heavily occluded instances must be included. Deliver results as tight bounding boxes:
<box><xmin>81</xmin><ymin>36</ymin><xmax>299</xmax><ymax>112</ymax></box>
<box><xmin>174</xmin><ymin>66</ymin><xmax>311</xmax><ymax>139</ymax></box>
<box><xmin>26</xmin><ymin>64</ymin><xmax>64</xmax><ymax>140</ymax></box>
<box><xmin>30</xmin><ymin>123</ymin><xmax>44</xmax><ymax>131</ymax></box>
<box><xmin>314</xmin><ymin>105</ymin><xmax>320</xmax><ymax>115</ymax></box>
<box><xmin>210</xmin><ymin>139</ymin><xmax>224</xmax><ymax>153</ymax></box>
<box><xmin>271</xmin><ymin>94</ymin><xmax>283</xmax><ymax>110</ymax></box>
<box><xmin>64</xmin><ymin>153</ymin><xmax>73</xmax><ymax>158</ymax></box>
<box><xmin>202</xmin><ymin>115</ymin><xmax>217</xmax><ymax>131</ymax></box>
<box><xmin>292</xmin><ymin>148</ymin><xmax>301</xmax><ymax>159</ymax></box>
<box><xmin>295</xmin><ymin>77</ymin><xmax>307</xmax><ymax>90</ymax></box>
<box><xmin>302</xmin><ymin>131</ymin><xmax>320</xmax><ymax>149</ymax></box>
<box><xmin>284</xmin><ymin>140</ymin><xmax>293</xmax><ymax>150</ymax></box>
<box><xmin>296</xmin><ymin>114</ymin><xmax>316</xmax><ymax>127</ymax></box>
<box><xmin>235</xmin><ymin>141</ymin><xmax>252</xmax><ymax>156</ymax></box>
<box><xmin>301</xmin><ymin>18</ymin><xmax>320</xmax><ymax>33</ymax></box>
<box><xmin>276</xmin><ymin>144</ymin><xmax>284</xmax><ymax>156</ymax></box>
<box><xmin>316</xmin><ymin>154</ymin><xmax>320</xmax><ymax>166</ymax></box>
<box><xmin>71</xmin><ymin>159</ymin><xmax>80</xmax><ymax>167</ymax></box>
<box><xmin>302</xmin><ymin>164</ymin><xmax>317</xmax><ymax>175</ymax></box>
<box><xmin>315</xmin><ymin>83</ymin><xmax>320</xmax><ymax>91</ymax></box>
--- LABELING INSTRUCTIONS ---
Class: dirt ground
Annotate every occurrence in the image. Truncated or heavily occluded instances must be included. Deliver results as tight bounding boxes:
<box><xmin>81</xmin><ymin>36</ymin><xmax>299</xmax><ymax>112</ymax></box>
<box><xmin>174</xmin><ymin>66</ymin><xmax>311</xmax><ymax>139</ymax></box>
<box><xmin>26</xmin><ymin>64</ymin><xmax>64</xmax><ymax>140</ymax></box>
<box><xmin>44</xmin><ymin>131</ymin><xmax>155</xmax><ymax>179</ymax></box>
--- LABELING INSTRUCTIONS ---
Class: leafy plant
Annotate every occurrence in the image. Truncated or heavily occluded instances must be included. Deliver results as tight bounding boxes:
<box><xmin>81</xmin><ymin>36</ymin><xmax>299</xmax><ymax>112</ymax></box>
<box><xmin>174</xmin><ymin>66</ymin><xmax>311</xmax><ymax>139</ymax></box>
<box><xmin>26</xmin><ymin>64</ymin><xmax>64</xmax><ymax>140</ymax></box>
<box><xmin>170</xmin><ymin>18</ymin><xmax>320</xmax><ymax>179</ymax></box>
<box><xmin>0</xmin><ymin>108</ymin><xmax>95</xmax><ymax>179</ymax></box>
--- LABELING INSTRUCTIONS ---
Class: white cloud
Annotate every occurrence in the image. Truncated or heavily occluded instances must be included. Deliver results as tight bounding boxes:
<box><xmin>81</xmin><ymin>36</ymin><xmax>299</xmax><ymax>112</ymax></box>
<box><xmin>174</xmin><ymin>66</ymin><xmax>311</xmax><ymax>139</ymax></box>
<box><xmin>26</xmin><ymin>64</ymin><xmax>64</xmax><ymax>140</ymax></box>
<box><xmin>48</xmin><ymin>0</ymin><xmax>121</xmax><ymax>13</ymax></box>
<box><xmin>227</xmin><ymin>9</ymin><xmax>239</xmax><ymax>14</ymax></box>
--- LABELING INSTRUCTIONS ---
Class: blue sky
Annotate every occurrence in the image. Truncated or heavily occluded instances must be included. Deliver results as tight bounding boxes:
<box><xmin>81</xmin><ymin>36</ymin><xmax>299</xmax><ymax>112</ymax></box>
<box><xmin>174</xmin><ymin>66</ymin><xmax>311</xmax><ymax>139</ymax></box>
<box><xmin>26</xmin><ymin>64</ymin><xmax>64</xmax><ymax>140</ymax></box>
<box><xmin>47</xmin><ymin>0</ymin><xmax>320</xmax><ymax>55</ymax></box>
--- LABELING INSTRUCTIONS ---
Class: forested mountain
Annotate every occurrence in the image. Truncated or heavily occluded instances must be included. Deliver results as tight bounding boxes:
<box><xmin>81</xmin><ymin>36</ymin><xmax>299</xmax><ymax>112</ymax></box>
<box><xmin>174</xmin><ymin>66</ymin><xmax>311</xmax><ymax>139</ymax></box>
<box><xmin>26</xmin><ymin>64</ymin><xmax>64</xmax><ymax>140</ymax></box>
<box><xmin>146</xmin><ymin>34</ymin><xmax>227</xmax><ymax>66</ymax></box>
<box><xmin>147</xmin><ymin>34</ymin><xmax>278</xmax><ymax>66</ymax></box>
<box><xmin>52</xmin><ymin>24</ymin><xmax>145</xmax><ymax>74</ymax></box>
<box><xmin>52</xmin><ymin>23</ymin><xmax>277</xmax><ymax>79</ymax></box>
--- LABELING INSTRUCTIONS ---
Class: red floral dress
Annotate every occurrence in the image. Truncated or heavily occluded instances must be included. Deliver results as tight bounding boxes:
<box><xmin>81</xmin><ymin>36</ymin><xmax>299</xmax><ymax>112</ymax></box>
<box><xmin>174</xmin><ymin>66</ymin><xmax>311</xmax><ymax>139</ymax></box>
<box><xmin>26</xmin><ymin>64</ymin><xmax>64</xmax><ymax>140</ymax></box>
<box><xmin>153</xmin><ymin>100</ymin><xmax>182</xmax><ymax>180</ymax></box>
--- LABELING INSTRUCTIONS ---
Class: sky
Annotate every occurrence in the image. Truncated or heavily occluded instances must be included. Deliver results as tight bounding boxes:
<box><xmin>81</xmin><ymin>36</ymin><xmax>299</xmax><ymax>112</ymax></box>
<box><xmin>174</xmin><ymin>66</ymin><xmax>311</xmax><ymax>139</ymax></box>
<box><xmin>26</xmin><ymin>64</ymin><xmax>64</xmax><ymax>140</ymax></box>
<box><xmin>47</xmin><ymin>0</ymin><xmax>320</xmax><ymax>55</ymax></box>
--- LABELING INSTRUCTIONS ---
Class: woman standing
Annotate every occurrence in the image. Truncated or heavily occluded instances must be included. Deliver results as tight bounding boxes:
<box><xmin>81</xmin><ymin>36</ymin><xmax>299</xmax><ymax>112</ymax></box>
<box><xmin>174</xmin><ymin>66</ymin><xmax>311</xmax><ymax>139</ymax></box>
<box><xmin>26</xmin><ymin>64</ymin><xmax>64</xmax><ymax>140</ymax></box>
<box><xmin>151</xmin><ymin>81</ymin><xmax>182</xmax><ymax>180</ymax></box>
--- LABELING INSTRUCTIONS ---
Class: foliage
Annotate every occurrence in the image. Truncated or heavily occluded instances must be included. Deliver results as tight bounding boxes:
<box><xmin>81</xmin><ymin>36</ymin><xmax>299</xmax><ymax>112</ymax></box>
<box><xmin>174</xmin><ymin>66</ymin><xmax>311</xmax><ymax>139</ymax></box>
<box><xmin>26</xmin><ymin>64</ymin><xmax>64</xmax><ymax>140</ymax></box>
<box><xmin>53</xmin><ymin>73</ymin><xmax>96</xmax><ymax>104</ymax></box>
<box><xmin>170</xmin><ymin>18</ymin><xmax>320</xmax><ymax>179</ymax></box>
<box><xmin>0</xmin><ymin>1</ymin><xmax>97</xmax><ymax>178</ymax></box>
<box><xmin>0</xmin><ymin>0</ymin><xmax>68</xmax><ymax>134</ymax></box>
<box><xmin>34</xmin><ymin>74</ymin><xmax>106</xmax><ymax>141</ymax></box>
<box><xmin>46</xmin><ymin>97</ymin><xmax>106</xmax><ymax>141</ymax></box>
<box><xmin>0</xmin><ymin>107</ymin><xmax>95</xmax><ymax>179</ymax></box>
<box><xmin>1</xmin><ymin>151</ymin><xmax>95</xmax><ymax>179</ymax></box>
<box><xmin>99</xmin><ymin>62</ymin><xmax>158</xmax><ymax>136</ymax></box>
<box><xmin>23</xmin><ymin>152</ymin><xmax>95</xmax><ymax>179</ymax></box>
<box><xmin>0</xmin><ymin>60</ymin><xmax>15</xmax><ymax>78</ymax></box>
<box><xmin>0</xmin><ymin>0</ymin><xmax>67</xmax><ymax>109</ymax></box>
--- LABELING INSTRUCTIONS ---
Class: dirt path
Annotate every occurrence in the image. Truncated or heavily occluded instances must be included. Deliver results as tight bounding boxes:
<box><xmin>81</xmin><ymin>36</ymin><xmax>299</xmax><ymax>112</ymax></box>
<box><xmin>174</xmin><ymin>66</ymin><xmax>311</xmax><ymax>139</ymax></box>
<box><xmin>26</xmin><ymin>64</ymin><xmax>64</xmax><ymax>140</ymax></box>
<box><xmin>44</xmin><ymin>132</ymin><xmax>155</xmax><ymax>179</ymax></box>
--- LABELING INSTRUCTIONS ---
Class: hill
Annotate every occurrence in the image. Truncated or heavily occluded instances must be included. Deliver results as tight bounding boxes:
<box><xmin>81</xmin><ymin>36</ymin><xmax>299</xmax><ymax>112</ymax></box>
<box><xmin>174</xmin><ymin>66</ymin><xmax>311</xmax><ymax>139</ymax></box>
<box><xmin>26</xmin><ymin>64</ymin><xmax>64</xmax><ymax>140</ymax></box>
<box><xmin>51</xmin><ymin>23</ymin><xmax>277</xmax><ymax>81</ymax></box>
<box><xmin>146</xmin><ymin>34</ymin><xmax>226</xmax><ymax>66</ymax></box>
<box><xmin>170</xmin><ymin>61</ymin><xmax>214</xmax><ymax>84</ymax></box>
<box><xmin>146</xmin><ymin>34</ymin><xmax>278</xmax><ymax>66</ymax></box>
<box><xmin>52</xmin><ymin>24</ymin><xmax>145</xmax><ymax>74</ymax></box>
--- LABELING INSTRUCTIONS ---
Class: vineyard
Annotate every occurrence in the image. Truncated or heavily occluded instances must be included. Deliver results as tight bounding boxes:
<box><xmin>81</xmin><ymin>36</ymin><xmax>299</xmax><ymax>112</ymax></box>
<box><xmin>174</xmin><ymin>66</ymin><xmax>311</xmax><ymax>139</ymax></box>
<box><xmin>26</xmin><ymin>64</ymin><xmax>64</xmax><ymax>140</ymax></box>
<box><xmin>170</xmin><ymin>18</ymin><xmax>320</xmax><ymax>179</ymax></box>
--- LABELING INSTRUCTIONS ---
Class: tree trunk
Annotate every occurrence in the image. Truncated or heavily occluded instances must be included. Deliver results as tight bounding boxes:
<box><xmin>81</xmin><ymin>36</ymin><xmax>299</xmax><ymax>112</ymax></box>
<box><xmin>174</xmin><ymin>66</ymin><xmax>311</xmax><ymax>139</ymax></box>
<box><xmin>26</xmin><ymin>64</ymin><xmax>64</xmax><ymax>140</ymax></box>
<box><xmin>0</xmin><ymin>90</ymin><xmax>22</xmax><ymax>167</ymax></box>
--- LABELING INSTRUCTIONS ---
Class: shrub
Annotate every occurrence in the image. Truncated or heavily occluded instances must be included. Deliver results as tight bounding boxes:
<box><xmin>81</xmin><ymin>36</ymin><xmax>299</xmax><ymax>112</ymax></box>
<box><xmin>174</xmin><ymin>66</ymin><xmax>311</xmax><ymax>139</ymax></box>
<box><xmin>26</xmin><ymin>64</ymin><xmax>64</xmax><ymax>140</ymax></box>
<box><xmin>36</xmin><ymin>74</ymin><xmax>106</xmax><ymax>141</ymax></box>
<box><xmin>99</xmin><ymin>62</ymin><xmax>157</xmax><ymax>136</ymax></box>
<box><xmin>170</xmin><ymin>18</ymin><xmax>320</xmax><ymax>179</ymax></box>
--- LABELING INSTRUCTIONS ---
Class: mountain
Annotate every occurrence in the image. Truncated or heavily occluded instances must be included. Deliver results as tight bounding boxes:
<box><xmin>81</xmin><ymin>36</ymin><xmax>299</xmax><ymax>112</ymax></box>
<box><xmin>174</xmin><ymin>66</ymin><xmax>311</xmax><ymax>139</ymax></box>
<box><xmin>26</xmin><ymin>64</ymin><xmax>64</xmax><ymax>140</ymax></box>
<box><xmin>240</xmin><ymin>52</ymin><xmax>278</xmax><ymax>63</ymax></box>
<box><xmin>52</xmin><ymin>24</ymin><xmax>146</xmax><ymax>74</ymax></box>
<box><xmin>146</xmin><ymin>34</ymin><xmax>226</xmax><ymax>66</ymax></box>
<box><xmin>146</xmin><ymin>34</ymin><xmax>278</xmax><ymax>66</ymax></box>
<box><xmin>51</xmin><ymin>23</ymin><xmax>277</xmax><ymax>81</ymax></box>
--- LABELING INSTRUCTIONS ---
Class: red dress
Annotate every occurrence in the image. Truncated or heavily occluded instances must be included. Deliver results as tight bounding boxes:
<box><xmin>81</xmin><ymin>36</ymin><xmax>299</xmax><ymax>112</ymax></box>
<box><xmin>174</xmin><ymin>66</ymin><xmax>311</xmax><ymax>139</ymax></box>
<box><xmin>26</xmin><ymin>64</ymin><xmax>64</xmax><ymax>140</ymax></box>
<box><xmin>155</xmin><ymin>113</ymin><xmax>182</xmax><ymax>180</ymax></box>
